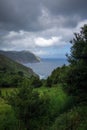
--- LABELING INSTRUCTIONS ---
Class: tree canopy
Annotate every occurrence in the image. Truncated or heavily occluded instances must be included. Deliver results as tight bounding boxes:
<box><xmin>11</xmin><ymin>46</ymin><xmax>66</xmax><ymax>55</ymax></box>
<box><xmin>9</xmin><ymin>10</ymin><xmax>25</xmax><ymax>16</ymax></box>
<box><xmin>65</xmin><ymin>24</ymin><xmax>87</xmax><ymax>102</ymax></box>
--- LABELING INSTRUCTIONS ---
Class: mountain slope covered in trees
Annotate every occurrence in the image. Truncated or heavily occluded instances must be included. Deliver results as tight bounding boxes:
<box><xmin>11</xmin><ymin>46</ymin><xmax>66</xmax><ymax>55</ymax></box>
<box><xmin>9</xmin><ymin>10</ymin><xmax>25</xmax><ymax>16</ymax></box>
<box><xmin>0</xmin><ymin>54</ymin><xmax>37</xmax><ymax>87</ymax></box>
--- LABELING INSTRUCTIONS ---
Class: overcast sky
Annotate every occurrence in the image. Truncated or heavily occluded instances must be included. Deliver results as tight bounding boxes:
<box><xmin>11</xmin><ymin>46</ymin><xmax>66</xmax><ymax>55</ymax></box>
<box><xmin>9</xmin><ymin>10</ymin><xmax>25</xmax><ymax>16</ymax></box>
<box><xmin>0</xmin><ymin>0</ymin><xmax>87</xmax><ymax>58</ymax></box>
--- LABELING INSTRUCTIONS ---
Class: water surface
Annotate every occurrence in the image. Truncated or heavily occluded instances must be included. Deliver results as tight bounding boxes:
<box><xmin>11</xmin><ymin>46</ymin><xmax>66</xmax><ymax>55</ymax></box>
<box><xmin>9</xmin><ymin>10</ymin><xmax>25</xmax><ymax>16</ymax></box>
<box><xmin>24</xmin><ymin>58</ymin><xmax>68</xmax><ymax>79</ymax></box>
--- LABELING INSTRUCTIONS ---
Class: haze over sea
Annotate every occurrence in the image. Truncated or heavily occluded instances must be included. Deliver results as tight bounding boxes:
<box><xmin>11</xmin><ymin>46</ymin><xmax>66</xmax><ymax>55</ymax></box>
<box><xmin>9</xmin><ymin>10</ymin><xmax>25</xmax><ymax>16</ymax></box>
<box><xmin>24</xmin><ymin>58</ymin><xmax>68</xmax><ymax>79</ymax></box>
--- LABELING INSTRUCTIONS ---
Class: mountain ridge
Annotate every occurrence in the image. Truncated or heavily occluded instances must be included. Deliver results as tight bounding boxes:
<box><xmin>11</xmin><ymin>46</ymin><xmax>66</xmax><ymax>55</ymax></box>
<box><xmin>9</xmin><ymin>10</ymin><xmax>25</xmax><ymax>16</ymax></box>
<box><xmin>0</xmin><ymin>53</ymin><xmax>37</xmax><ymax>78</ymax></box>
<box><xmin>0</xmin><ymin>50</ymin><xmax>40</xmax><ymax>63</ymax></box>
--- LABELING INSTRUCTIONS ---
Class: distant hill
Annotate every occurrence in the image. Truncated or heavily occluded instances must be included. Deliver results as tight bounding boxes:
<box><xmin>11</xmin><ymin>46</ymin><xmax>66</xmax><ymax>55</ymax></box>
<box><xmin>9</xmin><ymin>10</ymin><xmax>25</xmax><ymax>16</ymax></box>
<box><xmin>0</xmin><ymin>50</ymin><xmax>40</xmax><ymax>63</ymax></box>
<box><xmin>0</xmin><ymin>54</ymin><xmax>37</xmax><ymax>78</ymax></box>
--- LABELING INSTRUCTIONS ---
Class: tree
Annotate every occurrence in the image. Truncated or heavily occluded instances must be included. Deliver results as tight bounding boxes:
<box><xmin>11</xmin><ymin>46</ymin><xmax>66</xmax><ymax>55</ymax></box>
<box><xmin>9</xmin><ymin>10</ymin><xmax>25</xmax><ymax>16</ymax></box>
<box><xmin>65</xmin><ymin>24</ymin><xmax>87</xmax><ymax>102</ymax></box>
<box><xmin>45</xmin><ymin>65</ymin><xmax>68</xmax><ymax>87</ymax></box>
<box><xmin>30</xmin><ymin>76</ymin><xmax>42</xmax><ymax>88</ymax></box>
<box><xmin>7</xmin><ymin>81</ymin><xmax>50</xmax><ymax>130</ymax></box>
<box><xmin>46</xmin><ymin>77</ymin><xmax>52</xmax><ymax>87</ymax></box>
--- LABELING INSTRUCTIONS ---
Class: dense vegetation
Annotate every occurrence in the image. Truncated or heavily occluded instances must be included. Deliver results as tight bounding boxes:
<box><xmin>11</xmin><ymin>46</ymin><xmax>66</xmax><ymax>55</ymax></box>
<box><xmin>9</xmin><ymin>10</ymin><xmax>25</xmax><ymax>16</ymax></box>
<box><xmin>0</xmin><ymin>25</ymin><xmax>87</xmax><ymax>130</ymax></box>
<box><xmin>65</xmin><ymin>25</ymin><xmax>87</xmax><ymax>103</ymax></box>
<box><xmin>0</xmin><ymin>54</ymin><xmax>38</xmax><ymax>87</ymax></box>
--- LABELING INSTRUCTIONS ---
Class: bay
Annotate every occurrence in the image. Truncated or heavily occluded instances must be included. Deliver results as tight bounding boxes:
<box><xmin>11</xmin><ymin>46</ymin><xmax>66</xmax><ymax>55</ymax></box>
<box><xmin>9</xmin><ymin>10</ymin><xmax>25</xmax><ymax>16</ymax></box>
<box><xmin>24</xmin><ymin>58</ymin><xmax>68</xmax><ymax>79</ymax></box>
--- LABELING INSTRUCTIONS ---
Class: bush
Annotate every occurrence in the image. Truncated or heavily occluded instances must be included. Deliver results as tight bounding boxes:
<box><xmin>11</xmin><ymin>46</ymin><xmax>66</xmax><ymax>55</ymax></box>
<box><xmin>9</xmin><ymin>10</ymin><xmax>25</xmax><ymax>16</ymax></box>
<box><xmin>7</xmin><ymin>84</ymin><xmax>50</xmax><ymax>130</ymax></box>
<box><xmin>0</xmin><ymin>98</ymin><xmax>18</xmax><ymax>130</ymax></box>
<box><xmin>51</xmin><ymin>105</ymin><xmax>87</xmax><ymax>130</ymax></box>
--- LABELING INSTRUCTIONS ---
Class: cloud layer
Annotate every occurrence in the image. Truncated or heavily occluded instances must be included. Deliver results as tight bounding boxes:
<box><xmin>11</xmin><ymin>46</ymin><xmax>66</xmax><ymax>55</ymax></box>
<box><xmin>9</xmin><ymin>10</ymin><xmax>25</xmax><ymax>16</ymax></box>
<box><xmin>0</xmin><ymin>0</ymin><xmax>87</xmax><ymax>58</ymax></box>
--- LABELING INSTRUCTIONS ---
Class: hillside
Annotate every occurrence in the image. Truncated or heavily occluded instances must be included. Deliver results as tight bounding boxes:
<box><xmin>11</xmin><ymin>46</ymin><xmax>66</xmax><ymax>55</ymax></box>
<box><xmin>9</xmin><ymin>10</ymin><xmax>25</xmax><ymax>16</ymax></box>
<box><xmin>0</xmin><ymin>54</ymin><xmax>37</xmax><ymax>80</ymax></box>
<box><xmin>0</xmin><ymin>53</ymin><xmax>38</xmax><ymax>87</ymax></box>
<box><xmin>0</xmin><ymin>50</ymin><xmax>40</xmax><ymax>63</ymax></box>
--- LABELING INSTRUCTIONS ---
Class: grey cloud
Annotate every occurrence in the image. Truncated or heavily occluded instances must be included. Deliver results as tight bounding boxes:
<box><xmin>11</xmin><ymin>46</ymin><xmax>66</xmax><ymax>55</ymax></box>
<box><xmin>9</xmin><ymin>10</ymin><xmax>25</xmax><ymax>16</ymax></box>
<box><xmin>0</xmin><ymin>0</ymin><xmax>87</xmax><ymax>58</ymax></box>
<box><xmin>42</xmin><ymin>0</ymin><xmax>87</xmax><ymax>28</ymax></box>
<box><xmin>0</xmin><ymin>0</ymin><xmax>42</xmax><ymax>31</ymax></box>
<box><xmin>0</xmin><ymin>0</ymin><xmax>87</xmax><ymax>31</ymax></box>
<box><xmin>43</xmin><ymin>0</ymin><xmax>87</xmax><ymax>17</ymax></box>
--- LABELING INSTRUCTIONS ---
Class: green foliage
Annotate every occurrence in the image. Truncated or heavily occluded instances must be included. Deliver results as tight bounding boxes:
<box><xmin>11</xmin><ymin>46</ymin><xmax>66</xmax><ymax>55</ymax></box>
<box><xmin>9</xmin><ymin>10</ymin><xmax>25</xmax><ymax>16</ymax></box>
<box><xmin>1</xmin><ymin>85</ymin><xmax>86</xmax><ymax>130</ymax></box>
<box><xmin>46</xmin><ymin>64</ymin><xmax>68</xmax><ymax>87</ymax></box>
<box><xmin>51</xmin><ymin>105</ymin><xmax>87</xmax><ymax>130</ymax></box>
<box><xmin>0</xmin><ymin>53</ymin><xmax>38</xmax><ymax>88</ymax></box>
<box><xmin>0</xmin><ymin>68</ymin><xmax>42</xmax><ymax>89</ymax></box>
<box><xmin>0</xmin><ymin>70</ymin><xmax>25</xmax><ymax>87</ymax></box>
<box><xmin>7</xmin><ymin>84</ymin><xmax>50</xmax><ymax>130</ymax></box>
<box><xmin>30</xmin><ymin>76</ymin><xmax>42</xmax><ymax>88</ymax></box>
<box><xmin>65</xmin><ymin>24</ymin><xmax>87</xmax><ymax>102</ymax></box>
<box><xmin>0</xmin><ymin>89</ymin><xmax>2</xmax><ymax>96</ymax></box>
<box><xmin>35</xmin><ymin>86</ymin><xmax>72</xmax><ymax>123</ymax></box>
<box><xmin>0</xmin><ymin>53</ymin><xmax>36</xmax><ymax>78</ymax></box>
<box><xmin>2</xmin><ymin>85</ymin><xmax>72</xmax><ymax>130</ymax></box>
<box><xmin>46</xmin><ymin>76</ymin><xmax>52</xmax><ymax>87</ymax></box>
<box><xmin>0</xmin><ymin>98</ymin><xmax>18</xmax><ymax>130</ymax></box>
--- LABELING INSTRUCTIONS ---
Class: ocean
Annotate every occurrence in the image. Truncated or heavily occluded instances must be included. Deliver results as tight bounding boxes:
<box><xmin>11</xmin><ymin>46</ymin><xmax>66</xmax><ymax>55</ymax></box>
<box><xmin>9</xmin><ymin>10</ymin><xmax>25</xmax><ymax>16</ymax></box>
<box><xmin>24</xmin><ymin>58</ymin><xmax>68</xmax><ymax>79</ymax></box>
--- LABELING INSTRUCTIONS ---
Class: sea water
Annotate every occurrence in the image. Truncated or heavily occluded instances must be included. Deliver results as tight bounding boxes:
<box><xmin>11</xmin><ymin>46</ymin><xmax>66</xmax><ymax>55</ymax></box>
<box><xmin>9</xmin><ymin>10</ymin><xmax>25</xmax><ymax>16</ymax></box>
<box><xmin>24</xmin><ymin>58</ymin><xmax>68</xmax><ymax>79</ymax></box>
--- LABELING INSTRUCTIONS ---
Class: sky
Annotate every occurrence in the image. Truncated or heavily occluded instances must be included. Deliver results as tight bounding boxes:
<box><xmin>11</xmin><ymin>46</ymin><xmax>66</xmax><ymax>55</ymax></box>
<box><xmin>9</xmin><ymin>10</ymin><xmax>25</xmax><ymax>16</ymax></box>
<box><xmin>0</xmin><ymin>0</ymin><xmax>87</xmax><ymax>58</ymax></box>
